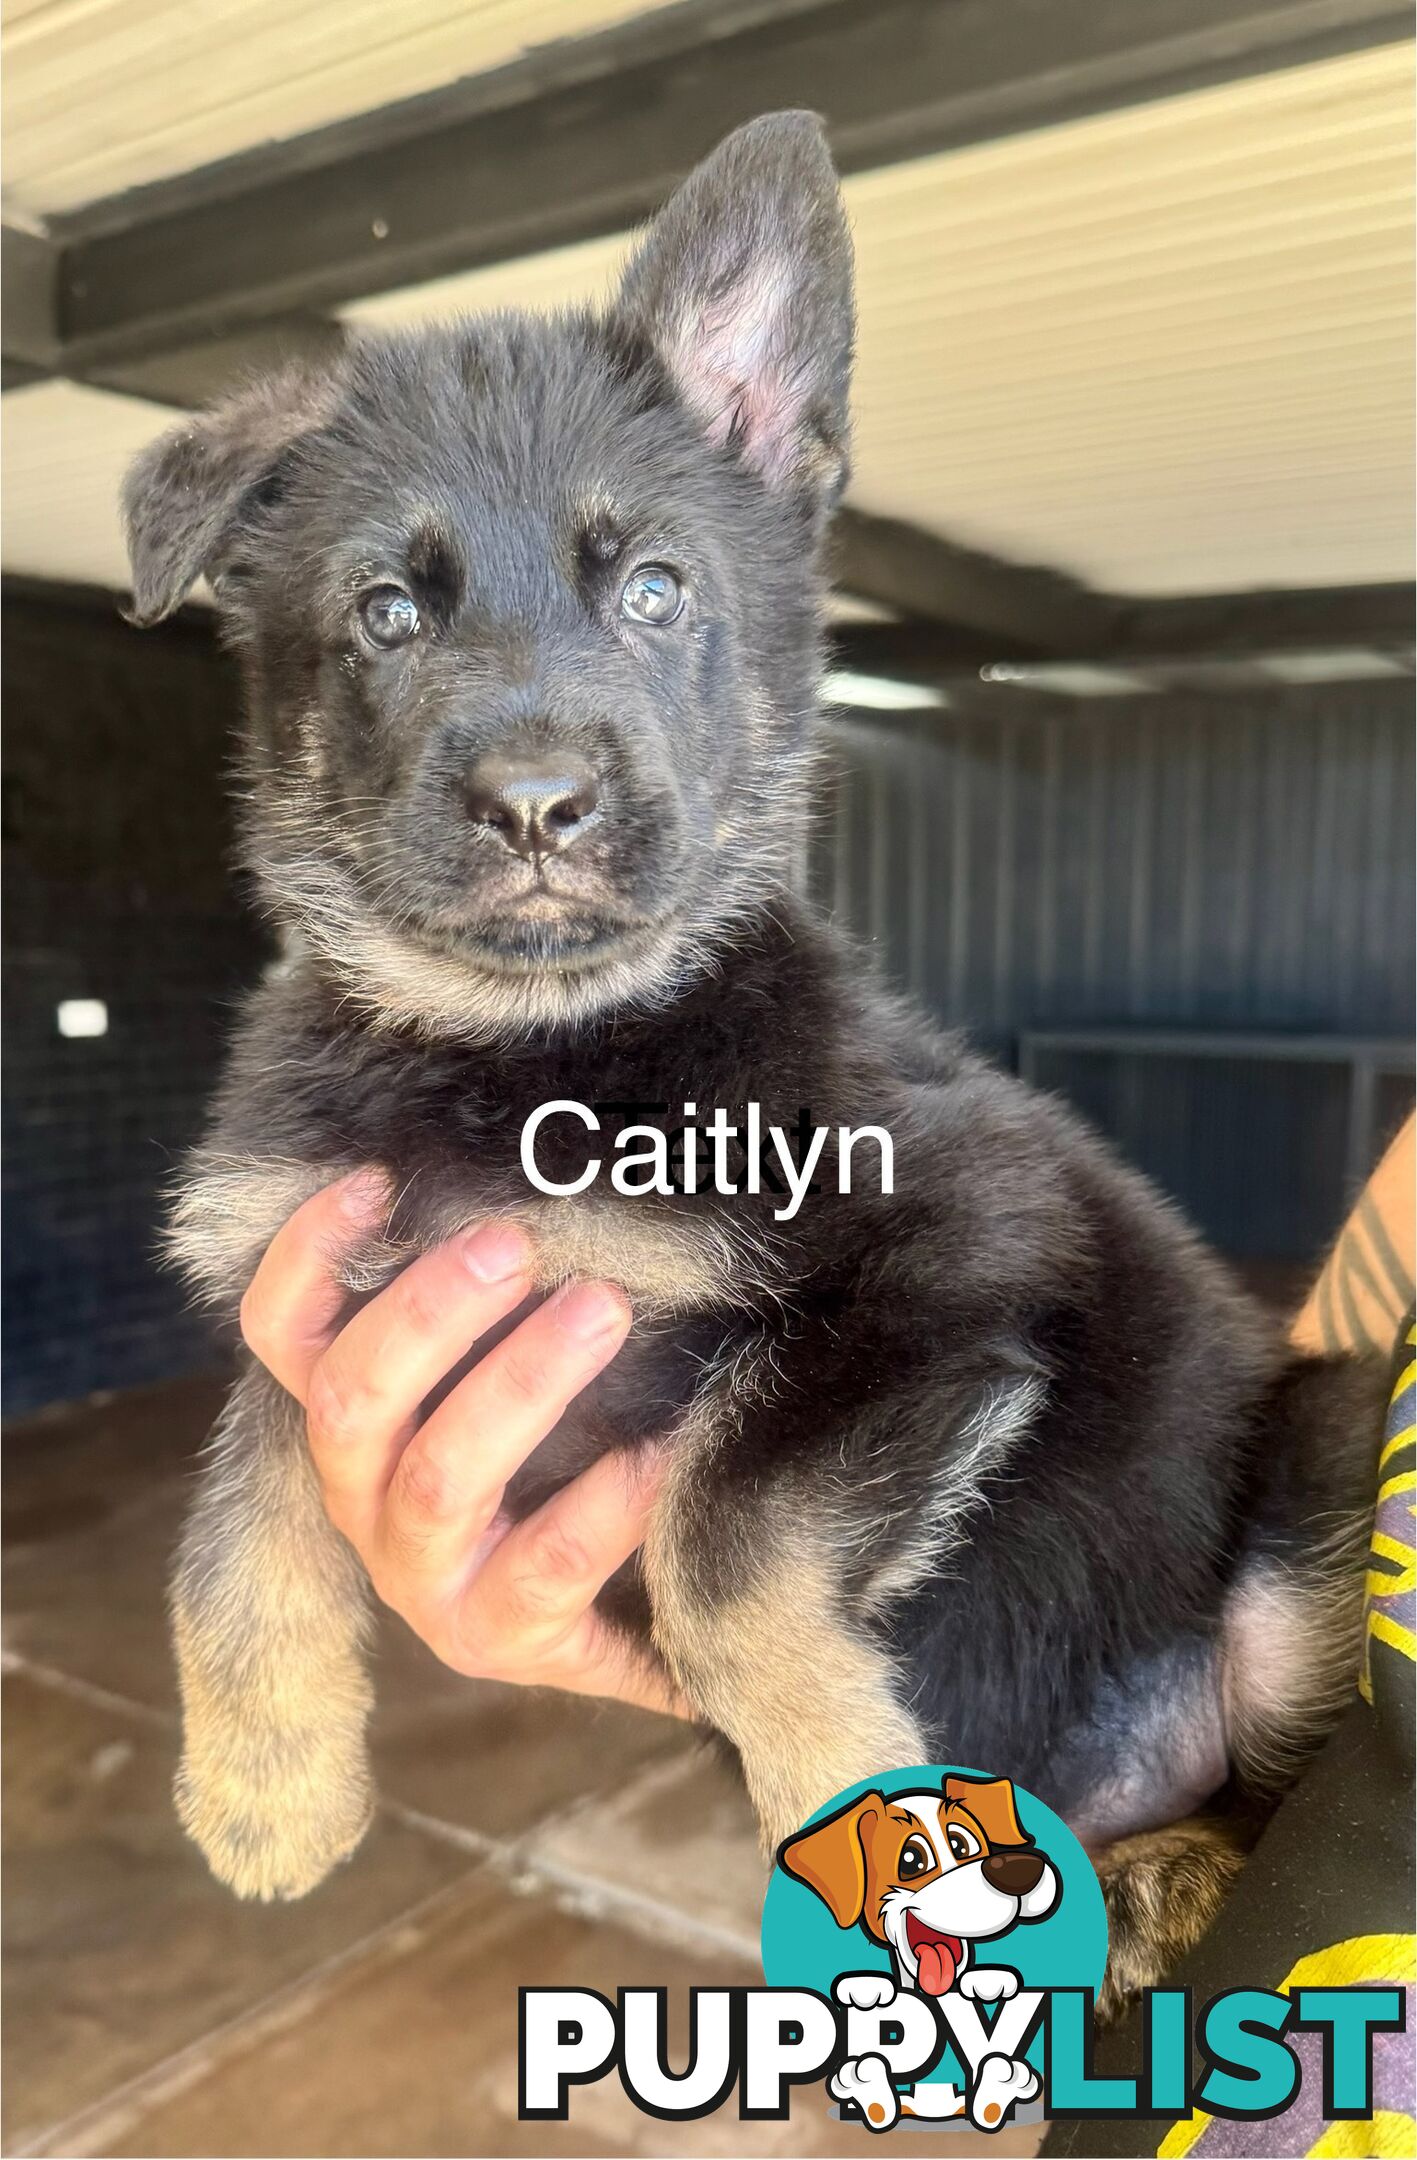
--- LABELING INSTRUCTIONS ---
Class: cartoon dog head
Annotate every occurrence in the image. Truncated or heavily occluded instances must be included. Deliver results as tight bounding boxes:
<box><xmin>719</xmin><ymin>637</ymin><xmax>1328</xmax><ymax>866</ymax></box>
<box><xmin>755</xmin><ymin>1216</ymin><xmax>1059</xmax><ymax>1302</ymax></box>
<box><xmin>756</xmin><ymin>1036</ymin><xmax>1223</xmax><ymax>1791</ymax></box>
<box><xmin>779</xmin><ymin>1776</ymin><xmax>1060</xmax><ymax>1997</ymax></box>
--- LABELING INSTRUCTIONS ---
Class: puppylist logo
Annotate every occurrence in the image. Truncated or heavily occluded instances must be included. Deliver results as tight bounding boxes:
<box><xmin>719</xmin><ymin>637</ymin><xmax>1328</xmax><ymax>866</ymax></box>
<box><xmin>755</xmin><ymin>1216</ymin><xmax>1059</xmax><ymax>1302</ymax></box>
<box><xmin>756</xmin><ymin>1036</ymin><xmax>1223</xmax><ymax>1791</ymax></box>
<box><xmin>770</xmin><ymin>1772</ymin><xmax>1073</xmax><ymax>2130</ymax></box>
<box><xmin>519</xmin><ymin>1765</ymin><xmax>1407</xmax><ymax>2137</ymax></box>
<box><xmin>763</xmin><ymin>1770</ymin><xmax>1099</xmax><ymax>2133</ymax></box>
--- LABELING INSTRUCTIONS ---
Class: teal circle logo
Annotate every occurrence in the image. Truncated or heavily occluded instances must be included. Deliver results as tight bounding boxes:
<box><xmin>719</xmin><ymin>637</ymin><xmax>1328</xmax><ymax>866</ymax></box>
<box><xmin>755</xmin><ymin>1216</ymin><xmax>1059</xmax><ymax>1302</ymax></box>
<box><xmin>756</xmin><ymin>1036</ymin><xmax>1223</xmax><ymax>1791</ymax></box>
<box><xmin>761</xmin><ymin>1766</ymin><xmax>1107</xmax><ymax>2131</ymax></box>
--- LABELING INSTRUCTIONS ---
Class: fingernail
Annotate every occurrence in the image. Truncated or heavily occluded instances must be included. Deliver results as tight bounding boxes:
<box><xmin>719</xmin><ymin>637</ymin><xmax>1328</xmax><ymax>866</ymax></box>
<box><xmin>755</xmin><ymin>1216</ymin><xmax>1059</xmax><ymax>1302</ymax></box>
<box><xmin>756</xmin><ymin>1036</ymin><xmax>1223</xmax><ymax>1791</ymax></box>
<box><xmin>552</xmin><ymin>1280</ymin><xmax>630</xmax><ymax>1342</ymax></box>
<box><xmin>459</xmin><ymin>1221</ymin><xmax>530</xmax><ymax>1283</ymax></box>
<box><xmin>337</xmin><ymin>1167</ymin><xmax>390</xmax><ymax>1220</ymax></box>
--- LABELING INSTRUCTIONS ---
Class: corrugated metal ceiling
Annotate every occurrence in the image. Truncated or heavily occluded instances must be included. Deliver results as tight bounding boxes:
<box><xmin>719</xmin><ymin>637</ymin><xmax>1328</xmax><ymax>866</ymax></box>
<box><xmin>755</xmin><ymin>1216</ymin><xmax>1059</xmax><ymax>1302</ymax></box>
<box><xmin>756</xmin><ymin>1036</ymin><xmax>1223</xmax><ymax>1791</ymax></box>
<box><xmin>0</xmin><ymin>0</ymin><xmax>678</xmax><ymax>219</ymax></box>
<box><xmin>2</xmin><ymin>43</ymin><xmax>1411</xmax><ymax>602</ymax></box>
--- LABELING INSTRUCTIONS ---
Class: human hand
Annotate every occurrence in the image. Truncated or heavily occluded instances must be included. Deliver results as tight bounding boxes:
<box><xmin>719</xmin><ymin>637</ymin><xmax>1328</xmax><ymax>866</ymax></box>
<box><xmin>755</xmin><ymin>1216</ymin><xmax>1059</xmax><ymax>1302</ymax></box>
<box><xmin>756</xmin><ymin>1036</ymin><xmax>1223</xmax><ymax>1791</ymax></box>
<box><xmin>238</xmin><ymin>1169</ymin><xmax>688</xmax><ymax>1716</ymax></box>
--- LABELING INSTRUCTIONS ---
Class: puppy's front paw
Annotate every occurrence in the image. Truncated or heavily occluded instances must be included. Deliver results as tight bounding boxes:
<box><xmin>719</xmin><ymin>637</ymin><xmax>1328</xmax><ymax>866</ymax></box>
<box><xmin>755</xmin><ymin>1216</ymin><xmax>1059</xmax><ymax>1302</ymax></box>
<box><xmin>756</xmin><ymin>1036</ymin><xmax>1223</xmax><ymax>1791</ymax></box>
<box><xmin>830</xmin><ymin>2055</ymin><xmax>899</xmax><ymax>2132</ymax></box>
<box><xmin>968</xmin><ymin>2053</ymin><xmax>1040</xmax><ymax>2131</ymax></box>
<box><xmin>957</xmin><ymin>1965</ymin><xmax>1020</xmax><ymax>2004</ymax></box>
<box><xmin>175</xmin><ymin>1742</ymin><xmax>374</xmax><ymax>1901</ymax></box>
<box><xmin>834</xmin><ymin>1971</ymin><xmax>897</xmax><ymax>2012</ymax></box>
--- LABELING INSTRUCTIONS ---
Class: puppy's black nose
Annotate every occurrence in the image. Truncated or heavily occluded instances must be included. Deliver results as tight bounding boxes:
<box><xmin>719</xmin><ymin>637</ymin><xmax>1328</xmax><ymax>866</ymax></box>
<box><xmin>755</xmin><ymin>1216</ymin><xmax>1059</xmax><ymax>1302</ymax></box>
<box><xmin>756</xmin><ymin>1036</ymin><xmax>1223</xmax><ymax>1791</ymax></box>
<box><xmin>463</xmin><ymin>753</ymin><xmax>600</xmax><ymax>858</ymax></box>
<box><xmin>982</xmin><ymin>1850</ymin><xmax>1045</xmax><ymax>1897</ymax></box>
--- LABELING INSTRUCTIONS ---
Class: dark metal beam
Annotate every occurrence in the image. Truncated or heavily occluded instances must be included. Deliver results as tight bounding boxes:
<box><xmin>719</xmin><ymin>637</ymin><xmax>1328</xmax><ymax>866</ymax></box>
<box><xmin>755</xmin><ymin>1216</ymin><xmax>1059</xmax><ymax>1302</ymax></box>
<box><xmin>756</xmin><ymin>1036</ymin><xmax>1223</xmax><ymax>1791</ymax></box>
<box><xmin>830</xmin><ymin>581</ymin><xmax>1416</xmax><ymax>679</ymax></box>
<box><xmin>832</xmin><ymin>507</ymin><xmax>1120</xmax><ymax>654</ymax></box>
<box><xmin>1</xmin><ymin>224</ymin><xmax>61</xmax><ymax>369</ymax></box>
<box><xmin>1</xmin><ymin>357</ymin><xmax>49</xmax><ymax>393</ymax></box>
<box><xmin>45</xmin><ymin>0</ymin><xmax>1410</xmax><ymax>369</ymax></box>
<box><xmin>831</xmin><ymin>619</ymin><xmax>1052</xmax><ymax>677</ymax></box>
<box><xmin>2</xmin><ymin>214</ymin><xmax>347</xmax><ymax>403</ymax></box>
<box><xmin>89</xmin><ymin>314</ymin><xmax>348</xmax><ymax>408</ymax></box>
<box><xmin>1113</xmin><ymin>582</ymin><xmax>1416</xmax><ymax>656</ymax></box>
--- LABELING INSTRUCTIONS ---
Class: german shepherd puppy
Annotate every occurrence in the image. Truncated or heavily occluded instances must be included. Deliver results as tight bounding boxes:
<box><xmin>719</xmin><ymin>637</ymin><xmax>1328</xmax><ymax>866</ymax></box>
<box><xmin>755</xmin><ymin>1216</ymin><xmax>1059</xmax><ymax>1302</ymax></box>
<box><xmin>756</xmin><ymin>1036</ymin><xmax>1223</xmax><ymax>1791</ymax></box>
<box><xmin>123</xmin><ymin>113</ymin><xmax>1383</xmax><ymax>2012</ymax></box>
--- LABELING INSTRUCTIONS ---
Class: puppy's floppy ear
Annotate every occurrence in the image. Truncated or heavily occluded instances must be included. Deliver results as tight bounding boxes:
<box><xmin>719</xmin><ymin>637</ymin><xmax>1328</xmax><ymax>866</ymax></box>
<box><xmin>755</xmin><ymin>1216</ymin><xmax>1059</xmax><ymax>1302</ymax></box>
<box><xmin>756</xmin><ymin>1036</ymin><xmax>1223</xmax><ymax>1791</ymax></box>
<box><xmin>121</xmin><ymin>363</ymin><xmax>337</xmax><ymax>625</ymax></box>
<box><xmin>944</xmin><ymin>1775</ymin><xmax>1030</xmax><ymax>1849</ymax></box>
<box><xmin>615</xmin><ymin>109</ymin><xmax>853</xmax><ymax>513</ymax></box>
<box><xmin>778</xmin><ymin>1791</ymin><xmax>884</xmax><ymax>1928</ymax></box>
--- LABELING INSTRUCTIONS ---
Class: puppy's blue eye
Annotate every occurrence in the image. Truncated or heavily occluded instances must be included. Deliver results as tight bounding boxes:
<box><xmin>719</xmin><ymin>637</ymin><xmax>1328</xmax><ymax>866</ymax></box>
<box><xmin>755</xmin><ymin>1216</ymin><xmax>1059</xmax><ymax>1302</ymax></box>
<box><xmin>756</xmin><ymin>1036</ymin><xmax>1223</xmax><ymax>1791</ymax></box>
<box><xmin>358</xmin><ymin>586</ymin><xmax>420</xmax><ymax>649</ymax></box>
<box><xmin>621</xmin><ymin>566</ymin><xmax>684</xmax><ymax>625</ymax></box>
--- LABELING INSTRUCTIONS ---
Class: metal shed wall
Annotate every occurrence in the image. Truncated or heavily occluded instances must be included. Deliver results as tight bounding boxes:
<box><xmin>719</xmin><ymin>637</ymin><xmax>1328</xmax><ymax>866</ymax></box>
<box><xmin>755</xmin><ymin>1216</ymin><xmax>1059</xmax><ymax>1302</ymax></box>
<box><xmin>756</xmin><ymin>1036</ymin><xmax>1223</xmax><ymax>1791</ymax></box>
<box><xmin>817</xmin><ymin>682</ymin><xmax>1415</xmax><ymax>1262</ymax></box>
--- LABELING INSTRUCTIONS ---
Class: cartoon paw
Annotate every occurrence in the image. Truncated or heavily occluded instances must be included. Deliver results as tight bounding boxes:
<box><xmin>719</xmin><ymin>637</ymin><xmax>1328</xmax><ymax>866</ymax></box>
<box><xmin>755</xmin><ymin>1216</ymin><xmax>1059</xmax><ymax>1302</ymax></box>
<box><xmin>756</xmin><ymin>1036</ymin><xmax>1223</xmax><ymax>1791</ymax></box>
<box><xmin>968</xmin><ymin>2052</ymin><xmax>1040</xmax><ymax>2132</ymax></box>
<box><xmin>834</xmin><ymin>1971</ymin><xmax>898</xmax><ymax>2012</ymax></box>
<box><xmin>830</xmin><ymin>2054</ymin><xmax>900</xmax><ymax>2132</ymax></box>
<box><xmin>958</xmin><ymin>1966</ymin><xmax>1020</xmax><ymax>2004</ymax></box>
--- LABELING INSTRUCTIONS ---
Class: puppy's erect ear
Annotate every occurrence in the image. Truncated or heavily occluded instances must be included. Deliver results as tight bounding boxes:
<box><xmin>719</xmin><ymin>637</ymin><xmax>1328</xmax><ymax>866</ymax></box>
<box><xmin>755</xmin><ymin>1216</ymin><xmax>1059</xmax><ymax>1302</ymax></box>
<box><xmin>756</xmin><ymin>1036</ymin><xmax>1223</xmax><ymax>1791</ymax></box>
<box><xmin>121</xmin><ymin>364</ymin><xmax>337</xmax><ymax>625</ymax></box>
<box><xmin>944</xmin><ymin>1776</ymin><xmax>1030</xmax><ymax>1849</ymax></box>
<box><xmin>778</xmin><ymin>1791</ymin><xmax>884</xmax><ymax>1928</ymax></box>
<box><xmin>616</xmin><ymin>110</ymin><xmax>853</xmax><ymax>511</ymax></box>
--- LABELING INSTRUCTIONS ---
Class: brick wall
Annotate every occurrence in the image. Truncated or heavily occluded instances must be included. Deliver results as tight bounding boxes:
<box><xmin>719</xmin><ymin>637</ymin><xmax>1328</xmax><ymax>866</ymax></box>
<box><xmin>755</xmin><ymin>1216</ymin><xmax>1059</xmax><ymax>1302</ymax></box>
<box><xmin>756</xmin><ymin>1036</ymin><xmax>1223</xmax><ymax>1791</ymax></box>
<box><xmin>2</xmin><ymin>582</ymin><xmax>264</xmax><ymax>1414</ymax></box>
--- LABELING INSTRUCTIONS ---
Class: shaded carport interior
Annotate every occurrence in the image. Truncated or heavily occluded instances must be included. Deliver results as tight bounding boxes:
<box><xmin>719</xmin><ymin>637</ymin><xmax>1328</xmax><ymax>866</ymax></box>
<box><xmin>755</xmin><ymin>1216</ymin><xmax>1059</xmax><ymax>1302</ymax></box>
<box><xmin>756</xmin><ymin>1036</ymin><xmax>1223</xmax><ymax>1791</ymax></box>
<box><xmin>3</xmin><ymin>0</ymin><xmax>1414</xmax><ymax>1407</ymax></box>
<box><xmin>2</xmin><ymin>9</ymin><xmax>1416</xmax><ymax>2156</ymax></box>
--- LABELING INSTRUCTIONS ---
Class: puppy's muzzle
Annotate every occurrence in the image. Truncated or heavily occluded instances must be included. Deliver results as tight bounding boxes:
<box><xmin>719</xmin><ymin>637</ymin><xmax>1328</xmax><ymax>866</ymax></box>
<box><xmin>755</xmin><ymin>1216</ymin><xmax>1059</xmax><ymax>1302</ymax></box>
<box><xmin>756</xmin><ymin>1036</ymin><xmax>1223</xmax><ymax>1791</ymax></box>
<box><xmin>981</xmin><ymin>1849</ymin><xmax>1046</xmax><ymax>1897</ymax></box>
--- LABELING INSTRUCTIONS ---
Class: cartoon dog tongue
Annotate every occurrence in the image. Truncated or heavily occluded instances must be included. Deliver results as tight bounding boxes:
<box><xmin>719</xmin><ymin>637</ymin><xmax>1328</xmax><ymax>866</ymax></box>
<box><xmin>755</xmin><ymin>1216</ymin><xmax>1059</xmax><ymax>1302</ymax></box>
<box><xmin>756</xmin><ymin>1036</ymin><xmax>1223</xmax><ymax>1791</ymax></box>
<box><xmin>907</xmin><ymin>1922</ymin><xmax>963</xmax><ymax>1996</ymax></box>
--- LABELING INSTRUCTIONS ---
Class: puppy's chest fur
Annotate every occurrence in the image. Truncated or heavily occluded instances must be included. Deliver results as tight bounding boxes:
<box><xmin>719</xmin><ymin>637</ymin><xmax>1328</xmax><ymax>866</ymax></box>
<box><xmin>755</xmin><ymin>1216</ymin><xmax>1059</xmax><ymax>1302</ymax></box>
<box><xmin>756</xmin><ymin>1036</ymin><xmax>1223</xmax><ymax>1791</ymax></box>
<box><xmin>171</xmin><ymin>934</ymin><xmax>921</xmax><ymax>1553</ymax></box>
<box><xmin>173</xmin><ymin>929</ymin><xmax>905</xmax><ymax>1335</ymax></box>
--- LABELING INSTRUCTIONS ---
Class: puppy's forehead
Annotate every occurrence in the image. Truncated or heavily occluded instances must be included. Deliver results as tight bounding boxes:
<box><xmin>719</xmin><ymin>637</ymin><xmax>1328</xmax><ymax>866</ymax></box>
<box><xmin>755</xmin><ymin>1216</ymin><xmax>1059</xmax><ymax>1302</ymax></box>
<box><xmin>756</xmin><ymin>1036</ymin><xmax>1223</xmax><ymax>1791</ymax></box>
<box><xmin>296</xmin><ymin>324</ymin><xmax>698</xmax><ymax>601</ymax></box>
<box><xmin>334</xmin><ymin>321</ymin><xmax>672</xmax><ymax>496</ymax></box>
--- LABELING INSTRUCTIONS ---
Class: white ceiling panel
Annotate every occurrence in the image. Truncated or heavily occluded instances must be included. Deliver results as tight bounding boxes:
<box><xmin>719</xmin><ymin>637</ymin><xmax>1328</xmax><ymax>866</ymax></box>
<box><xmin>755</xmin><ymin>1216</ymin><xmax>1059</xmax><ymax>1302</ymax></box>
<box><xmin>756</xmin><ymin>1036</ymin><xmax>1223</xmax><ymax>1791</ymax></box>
<box><xmin>1</xmin><ymin>0</ymin><xmax>678</xmax><ymax>218</ymax></box>
<box><xmin>1</xmin><ymin>381</ymin><xmax>177</xmax><ymax>590</ymax></box>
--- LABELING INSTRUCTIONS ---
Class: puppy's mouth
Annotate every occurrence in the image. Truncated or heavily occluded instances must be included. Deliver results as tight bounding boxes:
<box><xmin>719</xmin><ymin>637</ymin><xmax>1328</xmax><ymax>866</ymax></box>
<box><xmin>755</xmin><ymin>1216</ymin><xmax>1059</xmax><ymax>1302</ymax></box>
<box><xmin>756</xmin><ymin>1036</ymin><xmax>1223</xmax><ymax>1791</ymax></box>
<box><xmin>904</xmin><ymin>1915</ymin><xmax>964</xmax><ymax>1996</ymax></box>
<box><xmin>413</xmin><ymin>883</ymin><xmax>674</xmax><ymax>974</ymax></box>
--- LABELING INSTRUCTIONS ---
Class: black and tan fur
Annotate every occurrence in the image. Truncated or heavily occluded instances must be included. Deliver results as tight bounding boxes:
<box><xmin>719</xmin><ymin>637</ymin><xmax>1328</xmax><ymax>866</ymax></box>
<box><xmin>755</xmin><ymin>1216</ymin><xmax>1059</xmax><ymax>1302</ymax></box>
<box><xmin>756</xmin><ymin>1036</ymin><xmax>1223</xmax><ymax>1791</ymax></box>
<box><xmin>123</xmin><ymin>114</ymin><xmax>1385</xmax><ymax>2008</ymax></box>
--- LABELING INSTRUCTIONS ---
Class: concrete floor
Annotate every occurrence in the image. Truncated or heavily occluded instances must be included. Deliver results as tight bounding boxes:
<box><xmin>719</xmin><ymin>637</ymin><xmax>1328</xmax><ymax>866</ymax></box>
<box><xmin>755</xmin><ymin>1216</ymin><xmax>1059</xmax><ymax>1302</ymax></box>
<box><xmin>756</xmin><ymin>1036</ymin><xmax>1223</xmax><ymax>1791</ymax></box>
<box><xmin>3</xmin><ymin>1376</ymin><xmax>1039</xmax><ymax>2159</ymax></box>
